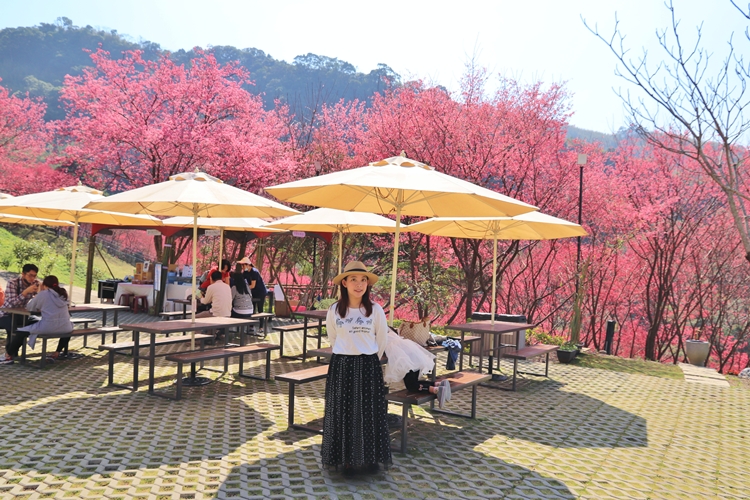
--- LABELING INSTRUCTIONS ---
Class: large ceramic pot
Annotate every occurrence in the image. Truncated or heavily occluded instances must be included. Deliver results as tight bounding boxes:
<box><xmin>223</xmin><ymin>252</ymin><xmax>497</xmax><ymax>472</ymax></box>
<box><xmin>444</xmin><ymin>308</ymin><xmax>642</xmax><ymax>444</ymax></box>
<box><xmin>685</xmin><ymin>340</ymin><xmax>710</xmax><ymax>366</ymax></box>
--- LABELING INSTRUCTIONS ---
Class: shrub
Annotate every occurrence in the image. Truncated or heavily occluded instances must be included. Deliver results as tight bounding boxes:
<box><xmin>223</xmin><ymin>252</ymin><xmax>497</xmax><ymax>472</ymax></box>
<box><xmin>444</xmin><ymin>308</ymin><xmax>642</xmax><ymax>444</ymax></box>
<box><xmin>13</xmin><ymin>239</ymin><xmax>47</xmax><ymax>266</ymax></box>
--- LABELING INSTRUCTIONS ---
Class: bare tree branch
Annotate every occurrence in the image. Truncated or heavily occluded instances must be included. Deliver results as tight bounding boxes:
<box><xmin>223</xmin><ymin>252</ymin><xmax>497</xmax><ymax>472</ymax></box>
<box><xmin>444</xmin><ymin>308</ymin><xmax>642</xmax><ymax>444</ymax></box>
<box><xmin>583</xmin><ymin>0</ymin><xmax>750</xmax><ymax>263</ymax></box>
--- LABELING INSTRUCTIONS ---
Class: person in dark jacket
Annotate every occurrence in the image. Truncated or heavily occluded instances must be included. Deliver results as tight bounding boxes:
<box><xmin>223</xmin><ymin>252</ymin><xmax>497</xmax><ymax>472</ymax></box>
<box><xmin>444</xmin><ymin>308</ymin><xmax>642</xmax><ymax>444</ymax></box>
<box><xmin>238</xmin><ymin>257</ymin><xmax>267</xmax><ymax>313</ymax></box>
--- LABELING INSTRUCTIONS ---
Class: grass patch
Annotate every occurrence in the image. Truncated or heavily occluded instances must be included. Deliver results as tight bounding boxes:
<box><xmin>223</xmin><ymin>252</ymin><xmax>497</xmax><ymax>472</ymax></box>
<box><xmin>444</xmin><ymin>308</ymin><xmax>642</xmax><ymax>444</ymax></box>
<box><xmin>0</xmin><ymin>225</ymin><xmax>137</xmax><ymax>286</ymax></box>
<box><xmin>570</xmin><ymin>350</ymin><xmax>684</xmax><ymax>380</ymax></box>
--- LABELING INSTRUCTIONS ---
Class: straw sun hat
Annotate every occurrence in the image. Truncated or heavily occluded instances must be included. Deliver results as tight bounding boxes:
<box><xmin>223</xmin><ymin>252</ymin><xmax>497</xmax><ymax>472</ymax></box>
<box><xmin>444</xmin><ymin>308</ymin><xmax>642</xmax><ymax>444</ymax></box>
<box><xmin>333</xmin><ymin>261</ymin><xmax>379</xmax><ymax>286</ymax></box>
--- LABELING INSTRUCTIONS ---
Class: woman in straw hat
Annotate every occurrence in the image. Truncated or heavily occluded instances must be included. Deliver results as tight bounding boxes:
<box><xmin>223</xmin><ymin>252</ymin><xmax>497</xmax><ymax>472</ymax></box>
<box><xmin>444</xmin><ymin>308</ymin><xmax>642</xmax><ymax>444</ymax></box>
<box><xmin>321</xmin><ymin>260</ymin><xmax>391</xmax><ymax>475</ymax></box>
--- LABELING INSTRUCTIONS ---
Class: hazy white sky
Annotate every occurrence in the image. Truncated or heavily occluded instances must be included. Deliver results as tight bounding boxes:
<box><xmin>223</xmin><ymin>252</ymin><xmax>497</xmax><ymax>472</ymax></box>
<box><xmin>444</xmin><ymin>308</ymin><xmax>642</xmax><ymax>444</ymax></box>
<box><xmin>2</xmin><ymin>0</ymin><xmax>747</xmax><ymax>133</ymax></box>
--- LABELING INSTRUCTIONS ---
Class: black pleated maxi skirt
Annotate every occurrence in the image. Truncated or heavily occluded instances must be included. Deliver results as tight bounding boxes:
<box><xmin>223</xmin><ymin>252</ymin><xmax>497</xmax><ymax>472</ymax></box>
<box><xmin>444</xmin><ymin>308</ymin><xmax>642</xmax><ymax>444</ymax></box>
<box><xmin>321</xmin><ymin>353</ymin><xmax>392</xmax><ymax>469</ymax></box>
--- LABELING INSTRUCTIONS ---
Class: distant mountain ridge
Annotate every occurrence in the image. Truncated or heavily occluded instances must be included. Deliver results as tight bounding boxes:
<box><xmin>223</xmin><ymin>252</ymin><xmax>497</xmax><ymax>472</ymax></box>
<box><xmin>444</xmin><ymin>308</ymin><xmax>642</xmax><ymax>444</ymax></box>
<box><xmin>0</xmin><ymin>17</ymin><xmax>617</xmax><ymax>145</ymax></box>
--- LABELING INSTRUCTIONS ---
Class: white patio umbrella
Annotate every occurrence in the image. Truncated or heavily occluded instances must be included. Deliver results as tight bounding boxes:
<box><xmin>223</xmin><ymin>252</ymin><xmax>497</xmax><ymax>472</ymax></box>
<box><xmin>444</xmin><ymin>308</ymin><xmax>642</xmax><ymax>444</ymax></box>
<box><xmin>0</xmin><ymin>184</ymin><xmax>162</xmax><ymax>293</ymax></box>
<box><xmin>85</xmin><ymin>171</ymin><xmax>299</xmax><ymax>337</ymax></box>
<box><xmin>407</xmin><ymin>211</ymin><xmax>587</xmax><ymax>324</ymax></box>
<box><xmin>263</xmin><ymin>207</ymin><xmax>399</xmax><ymax>275</ymax></box>
<box><xmin>266</xmin><ymin>153</ymin><xmax>538</xmax><ymax>324</ymax></box>
<box><xmin>161</xmin><ymin>216</ymin><xmax>287</xmax><ymax>267</ymax></box>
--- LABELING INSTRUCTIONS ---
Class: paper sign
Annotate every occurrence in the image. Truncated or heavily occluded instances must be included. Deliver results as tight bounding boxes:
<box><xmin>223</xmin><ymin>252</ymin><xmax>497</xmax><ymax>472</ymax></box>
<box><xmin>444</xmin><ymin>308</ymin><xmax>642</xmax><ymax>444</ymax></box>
<box><xmin>204</xmin><ymin>229</ymin><xmax>221</xmax><ymax>236</ymax></box>
<box><xmin>292</xmin><ymin>231</ymin><xmax>306</xmax><ymax>238</ymax></box>
<box><xmin>146</xmin><ymin>229</ymin><xmax>161</xmax><ymax>236</ymax></box>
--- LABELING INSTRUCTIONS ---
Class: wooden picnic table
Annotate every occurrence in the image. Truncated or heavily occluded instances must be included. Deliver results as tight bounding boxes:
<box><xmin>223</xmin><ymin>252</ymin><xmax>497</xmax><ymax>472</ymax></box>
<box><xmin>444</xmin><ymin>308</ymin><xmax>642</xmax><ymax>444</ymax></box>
<box><xmin>119</xmin><ymin>316</ymin><xmax>259</xmax><ymax>395</ymax></box>
<box><xmin>292</xmin><ymin>309</ymin><xmax>327</xmax><ymax>360</ymax></box>
<box><xmin>446</xmin><ymin>320</ymin><xmax>535</xmax><ymax>376</ymax></box>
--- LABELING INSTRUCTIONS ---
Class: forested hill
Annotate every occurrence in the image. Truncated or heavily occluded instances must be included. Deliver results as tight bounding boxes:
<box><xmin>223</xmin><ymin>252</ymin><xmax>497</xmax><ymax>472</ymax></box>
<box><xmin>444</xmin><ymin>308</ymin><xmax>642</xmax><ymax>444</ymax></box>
<box><xmin>0</xmin><ymin>18</ymin><xmax>399</xmax><ymax>121</ymax></box>
<box><xmin>0</xmin><ymin>17</ymin><xmax>616</xmax><ymax>144</ymax></box>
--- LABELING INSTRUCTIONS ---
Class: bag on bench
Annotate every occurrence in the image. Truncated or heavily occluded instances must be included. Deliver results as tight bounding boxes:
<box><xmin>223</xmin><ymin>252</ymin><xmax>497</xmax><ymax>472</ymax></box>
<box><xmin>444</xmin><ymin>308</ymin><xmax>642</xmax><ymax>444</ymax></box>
<box><xmin>398</xmin><ymin>318</ymin><xmax>431</xmax><ymax>346</ymax></box>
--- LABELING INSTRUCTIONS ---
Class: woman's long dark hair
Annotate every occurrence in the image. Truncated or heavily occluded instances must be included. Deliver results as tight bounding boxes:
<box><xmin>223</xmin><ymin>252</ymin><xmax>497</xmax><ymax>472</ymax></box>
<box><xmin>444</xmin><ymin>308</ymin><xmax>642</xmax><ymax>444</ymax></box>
<box><xmin>233</xmin><ymin>264</ymin><xmax>250</xmax><ymax>295</ymax></box>
<box><xmin>335</xmin><ymin>279</ymin><xmax>373</xmax><ymax>318</ymax></box>
<box><xmin>43</xmin><ymin>275</ymin><xmax>68</xmax><ymax>300</ymax></box>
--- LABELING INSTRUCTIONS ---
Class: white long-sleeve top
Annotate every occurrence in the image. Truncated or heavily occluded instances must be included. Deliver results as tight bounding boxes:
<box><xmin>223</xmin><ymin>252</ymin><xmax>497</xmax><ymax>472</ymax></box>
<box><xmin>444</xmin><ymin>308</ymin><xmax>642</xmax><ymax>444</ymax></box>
<box><xmin>326</xmin><ymin>303</ymin><xmax>388</xmax><ymax>359</ymax></box>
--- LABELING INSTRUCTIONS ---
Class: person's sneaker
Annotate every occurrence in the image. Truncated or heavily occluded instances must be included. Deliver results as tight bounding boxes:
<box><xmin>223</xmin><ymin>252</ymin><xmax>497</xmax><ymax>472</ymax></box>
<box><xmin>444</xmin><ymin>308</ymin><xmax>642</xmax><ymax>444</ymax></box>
<box><xmin>441</xmin><ymin>379</ymin><xmax>452</xmax><ymax>401</ymax></box>
<box><xmin>0</xmin><ymin>356</ymin><xmax>14</xmax><ymax>365</ymax></box>
<box><xmin>437</xmin><ymin>380</ymin><xmax>451</xmax><ymax>409</ymax></box>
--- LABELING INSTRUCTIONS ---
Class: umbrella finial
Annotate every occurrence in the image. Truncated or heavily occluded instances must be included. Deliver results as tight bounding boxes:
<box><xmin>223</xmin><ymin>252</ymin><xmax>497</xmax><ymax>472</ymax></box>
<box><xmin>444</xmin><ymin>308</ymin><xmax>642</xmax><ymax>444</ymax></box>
<box><xmin>400</xmin><ymin>150</ymin><xmax>406</xmax><ymax>157</ymax></box>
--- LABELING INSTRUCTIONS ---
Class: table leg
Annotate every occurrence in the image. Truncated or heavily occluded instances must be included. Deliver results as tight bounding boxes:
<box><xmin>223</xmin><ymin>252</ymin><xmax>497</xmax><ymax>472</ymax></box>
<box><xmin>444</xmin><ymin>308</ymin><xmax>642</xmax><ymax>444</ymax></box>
<box><xmin>148</xmin><ymin>332</ymin><xmax>156</xmax><ymax>393</ymax></box>
<box><xmin>459</xmin><ymin>331</ymin><xmax>465</xmax><ymax>371</ymax></box>
<box><xmin>132</xmin><ymin>330</ymin><xmax>140</xmax><ymax>391</ymax></box>
<box><xmin>302</xmin><ymin>317</ymin><xmax>309</xmax><ymax>360</ymax></box>
<box><xmin>288</xmin><ymin>384</ymin><xmax>296</xmax><ymax>426</ymax></box>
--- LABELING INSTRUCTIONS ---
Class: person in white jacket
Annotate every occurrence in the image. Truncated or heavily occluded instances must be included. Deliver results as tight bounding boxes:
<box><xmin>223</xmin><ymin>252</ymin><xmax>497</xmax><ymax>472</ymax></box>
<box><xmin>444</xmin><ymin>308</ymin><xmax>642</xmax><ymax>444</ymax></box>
<box><xmin>321</xmin><ymin>261</ymin><xmax>390</xmax><ymax>476</ymax></box>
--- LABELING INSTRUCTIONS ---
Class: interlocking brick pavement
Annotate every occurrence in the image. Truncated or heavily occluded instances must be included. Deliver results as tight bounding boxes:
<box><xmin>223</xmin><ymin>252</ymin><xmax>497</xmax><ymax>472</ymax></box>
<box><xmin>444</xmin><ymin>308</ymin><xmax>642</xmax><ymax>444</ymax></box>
<box><xmin>0</xmin><ymin>313</ymin><xmax>748</xmax><ymax>498</ymax></box>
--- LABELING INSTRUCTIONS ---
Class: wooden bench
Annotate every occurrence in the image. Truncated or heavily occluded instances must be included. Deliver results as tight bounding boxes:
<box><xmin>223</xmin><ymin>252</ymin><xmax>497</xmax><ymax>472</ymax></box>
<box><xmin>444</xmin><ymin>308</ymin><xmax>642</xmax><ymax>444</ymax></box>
<box><xmin>18</xmin><ymin>327</ymin><xmax>122</xmax><ymax>369</ymax></box>
<box><xmin>70</xmin><ymin>317</ymin><xmax>96</xmax><ymax>328</ymax></box>
<box><xmin>80</xmin><ymin>324</ymin><xmax>125</xmax><ymax>347</ymax></box>
<box><xmin>160</xmin><ymin>310</ymin><xmax>187</xmax><ymax>320</ymax></box>
<box><xmin>386</xmin><ymin>371</ymin><xmax>491</xmax><ymax>453</ymax></box>
<box><xmin>274</xmin><ymin>364</ymin><xmax>330</xmax><ymax>433</ymax></box>
<box><xmin>272</xmin><ymin>321</ymin><xmax>327</xmax><ymax>359</ymax></box>
<box><xmin>99</xmin><ymin>333</ymin><xmax>213</xmax><ymax>390</ymax></box>
<box><xmin>500</xmin><ymin>344</ymin><xmax>559</xmax><ymax>391</ymax></box>
<box><xmin>166</xmin><ymin>343</ymin><xmax>280</xmax><ymax>400</ymax></box>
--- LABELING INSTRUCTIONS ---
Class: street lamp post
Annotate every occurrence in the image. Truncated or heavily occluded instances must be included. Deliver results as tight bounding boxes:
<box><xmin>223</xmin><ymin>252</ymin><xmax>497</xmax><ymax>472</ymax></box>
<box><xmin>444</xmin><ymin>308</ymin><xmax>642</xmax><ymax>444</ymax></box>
<box><xmin>576</xmin><ymin>153</ymin><xmax>587</xmax><ymax>293</ymax></box>
<box><xmin>312</xmin><ymin>161</ymin><xmax>322</xmax><ymax>296</ymax></box>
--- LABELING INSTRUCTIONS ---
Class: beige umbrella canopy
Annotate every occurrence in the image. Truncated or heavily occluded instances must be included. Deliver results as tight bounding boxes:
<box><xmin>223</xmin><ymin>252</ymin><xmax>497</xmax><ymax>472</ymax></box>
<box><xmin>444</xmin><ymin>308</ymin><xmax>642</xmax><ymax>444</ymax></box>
<box><xmin>263</xmin><ymin>208</ymin><xmax>399</xmax><ymax>275</ymax></box>
<box><xmin>0</xmin><ymin>214</ymin><xmax>74</xmax><ymax>226</ymax></box>
<box><xmin>266</xmin><ymin>153</ymin><xmax>538</xmax><ymax>323</ymax></box>
<box><xmin>0</xmin><ymin>184</ymin><xmax>162</xmax><ymax>293</ymax></box>
<box><xmin>408</xmin><ymin>211</ymin><xmax>587</xmax><ymax>323</ymax></box>
<box><xmin>161</xmin><ymin>216</ymin><xmax>287</xmax><ymax>265</ymax></box>
<box><xmin>86</xmin><ymin>171</ymin><xmax>299</xmax><ymax>331</ymax></box>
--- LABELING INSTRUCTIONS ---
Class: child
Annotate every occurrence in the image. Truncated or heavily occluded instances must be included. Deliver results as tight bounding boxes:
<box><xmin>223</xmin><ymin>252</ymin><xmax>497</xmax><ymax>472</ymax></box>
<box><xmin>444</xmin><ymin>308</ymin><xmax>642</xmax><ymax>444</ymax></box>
<box><xmin>321</xmin><ymin>260</ymin><xmax>391</xmax><ymax>475</ymax></box>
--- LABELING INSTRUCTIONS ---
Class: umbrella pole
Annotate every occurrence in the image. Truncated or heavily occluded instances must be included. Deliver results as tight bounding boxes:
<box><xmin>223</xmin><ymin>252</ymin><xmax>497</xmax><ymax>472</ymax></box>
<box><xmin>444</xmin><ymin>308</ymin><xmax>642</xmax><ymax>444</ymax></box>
<box><xmin>491</xmin><ymin>236</ymin><xmax>498</xmax><ymax>326</ymax></box>
<box><xmin>68</xmin><ymin>219</ymin><xmax>79</xmax><ymax>302</ymax></box>
<box><xmin>388</xmin><ymin>204</ymin><xmax>402</xmax><ymax>326</ymax></box>
<box><xmin>191</xmin><ymin>211</ymin><xmax>198</xmax><ymax>350</ymax></box>
<box><xmin>338</xmin><ymin>230</ymin><xmax>344</xmax><ymax>274</ymax></box>
<box><xmin>218</xmin><ymin>228</ymin><xmax>224</xmax><ymax>268</ymax></box>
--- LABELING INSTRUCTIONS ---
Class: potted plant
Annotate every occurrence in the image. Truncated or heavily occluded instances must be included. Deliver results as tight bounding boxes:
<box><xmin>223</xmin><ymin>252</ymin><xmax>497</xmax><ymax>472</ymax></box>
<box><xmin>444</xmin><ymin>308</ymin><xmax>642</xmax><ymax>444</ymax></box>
<box><xmin>685</xmin><ymin>328</ymin><xmax>710</xmax><ymax>367</ymax></box>
<box><xmin>556</xmin><ymin>341</ymin><xmax>579</xmax><ymax>364</ymax></box>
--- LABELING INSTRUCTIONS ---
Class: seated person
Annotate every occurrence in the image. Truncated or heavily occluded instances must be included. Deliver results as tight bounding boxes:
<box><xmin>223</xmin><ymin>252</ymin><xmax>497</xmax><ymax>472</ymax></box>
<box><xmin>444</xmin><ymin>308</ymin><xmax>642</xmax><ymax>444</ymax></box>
<box><xmin>1</xmin><ymin>264</ymin><xmax>41</xmax><ymax>364</ymax></box>
<box><xmin>18</xmin><ymin>275</ymin><xmax>74</xmax><ymax>360</ymax></box>
<box><xmin>230</xmin><ymin>265</ymin><xmax>254</xmax><ymax>319</ymax></box>
<box><xmin>383</xmin><ymin>329</ymin><xmax>451</xmax><ymax>408</ymax></box>
<box><xmin>199</xmin><ymin>259</ymin><xmax>231</xmax><ymax>290</ymax></box>
<box><xmin>196</xmin><ymin>270</ymin><xmax>232</xmax><ymax>340</ymax></box>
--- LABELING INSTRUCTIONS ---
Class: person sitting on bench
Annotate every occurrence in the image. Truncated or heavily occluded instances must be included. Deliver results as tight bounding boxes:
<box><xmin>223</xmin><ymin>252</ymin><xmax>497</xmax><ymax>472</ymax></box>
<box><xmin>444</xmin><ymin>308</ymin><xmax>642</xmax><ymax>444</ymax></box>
<box><xmin>197</xmin><ymin>270</ymin><xmax>232</xmax><ymax>340</ymax></box>
<box><xmin>19</xmin><ymin>275</ymin><xmax>74</xmax><ymax>361</ymax></box>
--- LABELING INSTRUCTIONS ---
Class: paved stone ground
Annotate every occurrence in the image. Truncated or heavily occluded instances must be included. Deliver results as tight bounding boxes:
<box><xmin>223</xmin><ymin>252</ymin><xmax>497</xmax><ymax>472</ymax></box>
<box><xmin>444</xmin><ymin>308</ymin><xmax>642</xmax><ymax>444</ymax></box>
<box><xmin>0</xmin><ymin>311</ymin><xmax>748</xmax><ymax>499</ymax></box>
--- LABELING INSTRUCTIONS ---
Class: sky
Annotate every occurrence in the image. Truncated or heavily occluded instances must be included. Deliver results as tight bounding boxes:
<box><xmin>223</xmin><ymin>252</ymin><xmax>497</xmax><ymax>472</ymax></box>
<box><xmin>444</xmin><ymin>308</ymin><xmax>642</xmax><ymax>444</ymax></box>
<box><xmin>1</xmin><ymin>0</ymin><xmax>747</xmax><ymax>133</ymax></box>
